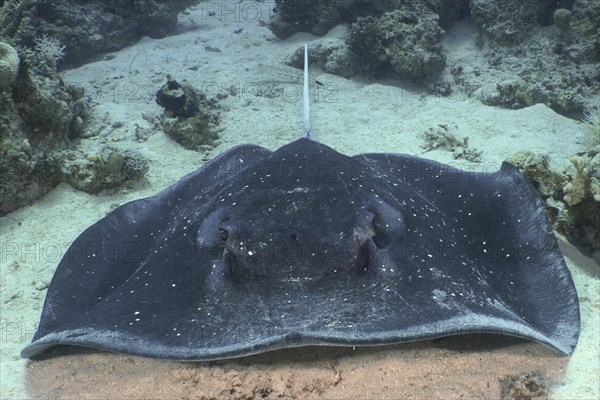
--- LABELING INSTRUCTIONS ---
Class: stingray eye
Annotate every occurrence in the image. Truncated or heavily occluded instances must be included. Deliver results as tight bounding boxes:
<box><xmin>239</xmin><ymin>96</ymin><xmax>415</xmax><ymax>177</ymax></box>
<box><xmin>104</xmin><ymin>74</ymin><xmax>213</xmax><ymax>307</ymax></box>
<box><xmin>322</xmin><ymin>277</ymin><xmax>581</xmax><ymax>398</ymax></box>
<box><xmin>366</xmin><ymin>202</ymin><xmax>406</xmax><ymax>250</ymax></box>
<box><xmin>219</xmin><ymin>228</ymin><xmax>228</xmax><ymax>241</ymax></box>
<box><xmin>371</xmin><ymin>215</ymin><xmax>387</xmax><ymax>249</ymax></box>
<box><xmin>365</xmin><ymin>208</ymin><xmax>387</xmax><ymax>249</ymax></box>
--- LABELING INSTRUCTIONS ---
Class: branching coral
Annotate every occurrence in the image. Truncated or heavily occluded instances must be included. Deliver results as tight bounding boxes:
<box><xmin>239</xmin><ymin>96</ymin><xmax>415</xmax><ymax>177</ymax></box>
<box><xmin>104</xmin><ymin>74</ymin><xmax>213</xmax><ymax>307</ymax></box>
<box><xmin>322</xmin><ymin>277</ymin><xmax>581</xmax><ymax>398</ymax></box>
<box><xmin>33</xmin><ymin>34</ymin><xmax>66</xmax><ymax>69</ymax></box>
<box><xmin>589</xmin><ymin>153</ymin><xmax>600</xmax><ymax>202</ymax></box>
<box><xmin>506</xmin><ymin>148</ymin><xmax>600</xmax><ymax>256</ymax></box>
<box><xmin>0</xmin><ymin>0</ymin><xmax>28</xmax><ymax>38</ymax></box>
<box><xmin>421</xmin><ymin>124</ymin><xmax>482</xmax><ymax>162</ymax></box>
<box><xmin>505</xmin><ymin>150</ymin><xmax>563</xmax><ymax>198</ymax></box>
<box><xmin>583</xmin><ymin>103</ymin><xmax>600</xmax><ymax>147</ymax></box>
<box><xmin>563</xmin><ymin>155</ymin><xmax>591</xmax><ymax>206</ymax></box>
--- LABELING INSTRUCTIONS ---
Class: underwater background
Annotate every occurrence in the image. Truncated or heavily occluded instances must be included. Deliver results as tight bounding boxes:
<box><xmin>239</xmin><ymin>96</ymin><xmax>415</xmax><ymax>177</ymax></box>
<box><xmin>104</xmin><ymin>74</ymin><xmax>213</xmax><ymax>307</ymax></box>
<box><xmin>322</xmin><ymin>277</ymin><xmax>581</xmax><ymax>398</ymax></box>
<box><xmin>1</xmin><ymin>0</ymin><xmax>599</xmax><ymax>398</ymax></box>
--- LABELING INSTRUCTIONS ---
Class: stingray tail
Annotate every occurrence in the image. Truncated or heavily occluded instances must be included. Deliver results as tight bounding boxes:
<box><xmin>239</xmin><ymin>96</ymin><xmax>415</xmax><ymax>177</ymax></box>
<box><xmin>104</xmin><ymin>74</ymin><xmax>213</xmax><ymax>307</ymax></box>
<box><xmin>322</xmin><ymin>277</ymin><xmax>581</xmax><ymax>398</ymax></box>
<box><xmin>302</xmin><ymin>44</ymin><xmax>314</xmax><ymax>140</ymax></box>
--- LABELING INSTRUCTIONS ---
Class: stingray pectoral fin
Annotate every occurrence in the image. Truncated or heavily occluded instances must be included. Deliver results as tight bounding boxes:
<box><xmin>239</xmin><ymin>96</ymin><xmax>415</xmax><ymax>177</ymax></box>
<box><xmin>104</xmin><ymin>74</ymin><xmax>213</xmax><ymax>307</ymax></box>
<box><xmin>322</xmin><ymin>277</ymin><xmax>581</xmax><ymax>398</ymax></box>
<box><xmin>22</xmin><ymin>144</ymin><xmax>272</xmax><ymax>357</ymax></box>
<box><xmin>353</xmin><ymin>153</ymin><xmax>580</xmax><ymax>355</ymax></box>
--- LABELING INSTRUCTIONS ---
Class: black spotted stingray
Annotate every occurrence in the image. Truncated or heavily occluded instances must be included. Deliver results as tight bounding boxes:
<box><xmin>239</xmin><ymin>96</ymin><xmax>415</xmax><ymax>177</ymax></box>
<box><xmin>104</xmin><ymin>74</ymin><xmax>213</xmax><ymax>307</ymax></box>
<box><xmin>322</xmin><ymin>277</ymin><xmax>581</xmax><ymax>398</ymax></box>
<box><xmin>22</xmin><ymin>45</ymin><xmax>579</xmax><ymax>360</ymax></box>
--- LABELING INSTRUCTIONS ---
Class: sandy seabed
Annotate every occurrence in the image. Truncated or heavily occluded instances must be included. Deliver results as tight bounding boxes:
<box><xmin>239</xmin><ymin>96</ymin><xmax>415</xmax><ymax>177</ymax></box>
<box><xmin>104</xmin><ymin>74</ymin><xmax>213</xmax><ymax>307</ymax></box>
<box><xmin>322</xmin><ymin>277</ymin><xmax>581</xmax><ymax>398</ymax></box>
<box><xmin>24</xmin><ymin>339</ymin><xmax>568</xmax><ymax>399</ymax></box>
<box><xmin>1</xmin><ymin>3</ymin><xmax>599</xmax><ymax>399</ymax></box>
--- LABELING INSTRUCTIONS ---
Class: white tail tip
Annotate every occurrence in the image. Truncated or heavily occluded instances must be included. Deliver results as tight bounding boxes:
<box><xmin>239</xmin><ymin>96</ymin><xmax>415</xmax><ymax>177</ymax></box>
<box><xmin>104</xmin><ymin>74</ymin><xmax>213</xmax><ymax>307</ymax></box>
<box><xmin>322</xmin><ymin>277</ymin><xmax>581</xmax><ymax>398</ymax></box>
<box><xmin>302</xmin><ymin>44</ymin><xmax>313</xmax><ymax>140</ymax></box>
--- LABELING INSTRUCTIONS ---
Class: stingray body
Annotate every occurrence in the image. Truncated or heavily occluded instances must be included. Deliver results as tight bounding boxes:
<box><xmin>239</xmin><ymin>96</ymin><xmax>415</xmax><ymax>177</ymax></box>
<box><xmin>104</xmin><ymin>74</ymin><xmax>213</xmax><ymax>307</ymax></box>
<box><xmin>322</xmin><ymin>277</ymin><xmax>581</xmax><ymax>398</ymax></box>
<box><xmin>22</xmin><ymin>47</ymin><xmax>579</xmax><ymax>360</ymax></box>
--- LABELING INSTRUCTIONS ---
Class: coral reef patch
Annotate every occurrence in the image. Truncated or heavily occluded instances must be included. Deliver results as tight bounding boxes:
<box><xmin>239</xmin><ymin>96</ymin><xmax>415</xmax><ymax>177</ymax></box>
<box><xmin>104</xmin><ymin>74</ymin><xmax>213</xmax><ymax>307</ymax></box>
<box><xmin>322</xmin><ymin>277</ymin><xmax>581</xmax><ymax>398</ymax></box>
<box><xmin>347</xmin><ymin>3</ymin><xmax>446</xmax><ymax>82</ymax></box>
<box><xmin>0</xmin><ymin>35</ymin><xmax>92</xmax><ymax>215</ymax></box>
<box><xmin>506</xmin><ymin>146</ymin><xmax>600</xmax><ymax>261</ymax></box>
<box><xmin>270</xmin><ymin>0</ymin><xmax>600</xmax><ymax>115</ymax></box>
<box><xmin>456</xmin><ymin>0</ymin><xmax>600</xmax><ymax>115</ymax></box>
<box><xmin>0</xmin><ymin>31</ymin><xmax>153</xmax><ymax>215</ymax></box>
<box><xmin>0</xmin><ymin>0</ymin><xmax>202</xmax><ymax>68</ymax></box>
<box><xmin>0</xmin><ymin>0</ymin><xmax>211</xmax><ymax>215</ymax></box>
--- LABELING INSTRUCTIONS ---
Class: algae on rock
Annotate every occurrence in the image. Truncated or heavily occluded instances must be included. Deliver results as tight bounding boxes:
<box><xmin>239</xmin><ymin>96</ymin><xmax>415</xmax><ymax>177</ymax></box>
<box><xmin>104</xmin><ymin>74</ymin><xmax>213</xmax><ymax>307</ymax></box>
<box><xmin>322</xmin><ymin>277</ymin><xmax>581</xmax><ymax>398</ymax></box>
<box><xmin>0</xmin><ymin>42</ymin><xmax>19</xmax><ymax>92</ymax></box>
<box><xmin>61</xmin><ymin>147</ymin><xmax>149</xmax><ymax>194</ymax></box>
<box><xmin>156</xmin><ymin>79</ymin><xmax>220</xmax><ymax>150</ymax></box>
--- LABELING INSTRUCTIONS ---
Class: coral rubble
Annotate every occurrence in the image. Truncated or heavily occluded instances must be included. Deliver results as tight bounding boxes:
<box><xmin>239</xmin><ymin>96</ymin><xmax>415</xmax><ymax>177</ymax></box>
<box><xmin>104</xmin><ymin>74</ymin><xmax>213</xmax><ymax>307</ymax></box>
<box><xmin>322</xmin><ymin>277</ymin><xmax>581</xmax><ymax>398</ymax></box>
<box><xmin>499</xmin><ymin>370</ymin><xmax>549</xmax><ymax>400</ymax></box>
